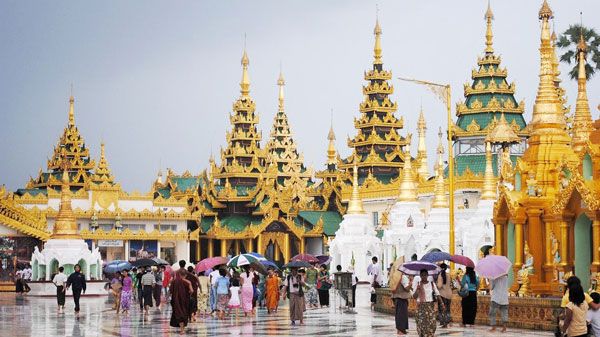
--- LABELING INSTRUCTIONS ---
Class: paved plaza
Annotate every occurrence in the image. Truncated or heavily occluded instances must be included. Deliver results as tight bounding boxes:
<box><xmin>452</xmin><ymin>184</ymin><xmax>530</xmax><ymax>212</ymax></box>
<box><xmin>0</xmin><ymin>285</ymin><xmax>553</xmax><ymax>337</ymax></box>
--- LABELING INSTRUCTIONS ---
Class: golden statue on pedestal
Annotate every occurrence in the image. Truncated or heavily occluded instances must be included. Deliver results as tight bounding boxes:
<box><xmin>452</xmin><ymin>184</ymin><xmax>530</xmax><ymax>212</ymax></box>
<box><xmin>550</xmin><ymin>231</ymin><xmax>561</xmax><ymax>281</ymax></box>
<box><xmin>517</xmin><ymin>268</ymin><xmax>531</xmax><ymax>297</ymax></box>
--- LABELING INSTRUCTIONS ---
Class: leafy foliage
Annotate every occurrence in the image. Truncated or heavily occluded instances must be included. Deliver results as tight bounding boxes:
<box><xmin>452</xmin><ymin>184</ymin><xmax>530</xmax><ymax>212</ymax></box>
<box><xmin>557</xmin><ymin>24</ymin><xmax>600</xmax><ymax>80</ymax></box>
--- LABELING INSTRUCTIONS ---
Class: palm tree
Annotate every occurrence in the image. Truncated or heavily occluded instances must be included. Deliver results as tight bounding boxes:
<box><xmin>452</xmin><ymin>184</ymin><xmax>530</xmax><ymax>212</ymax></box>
<box><xmin>557</xmin><ymin>24</ymin><xmax>600</xmax><ymax>80</ymax></box>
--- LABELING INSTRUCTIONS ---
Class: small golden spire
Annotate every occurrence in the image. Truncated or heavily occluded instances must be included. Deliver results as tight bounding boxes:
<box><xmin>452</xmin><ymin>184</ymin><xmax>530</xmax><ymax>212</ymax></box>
<box><xmin>486</xmin><ymin>113</ymin><xmax>520</xmax><ymax>144</ymax></box>
<box><xmin>481</xmin><ymin>141</ymin><xmax>497</xmax><ymax>200</ymax></box>
<box><xmin>277</xmin><ymin>70</ymin><xmax>285</xmax><ymax>112</ymax></box>
<box><xmin>432</xmin><ymin>127</ymin><xmax>448</xmax><ymax>208</ymax></box>
<box><xmin>51</xmin><ymin>168</ymin><xmax>80</xmax><ymax>239</ymax></box>
<box><xmin>68</xmin><ymin>95</ymin><xmax>75</xmax><ymax>128</ymax></box>
<box><xmin>572</xmin><ymin>33</ymin><xmax>593</xmax><ymax>152</ymax></box>
<box><xmin>326</xmin><ymin>120</ymin><xmax>337</xmax><ymax>165</ymax></box>
<box><xmin>539</xmin><ymin>0</ymin><xmax>553</xmax><ymax>20</ymax></box>
<box><xmin>373</xmin><ymin>17</ymin><xmax>383</xmax><ymax>65</ymax></box>
<box><xmin>240</xmin><ymin>49</ymin><xmax>250</xmax><ymax>97</ymax></box>
<box><xmin>484</xmin><ymin>0</ymin><xmax>494</xmax><ymax>54</ymax></box>
<box><xmin>347</xmin><ymin>163</ymin><xmax>366</xmax><ymax>214</ymax></box>
<box><xmin>416</xmin><ymin>108</ymin><xmax>429</xmax><ymax>179</ymax></box>
<box><xmin>398</xmin><ymin>142</ymin><xmax>417</xmax><ymax>202</ymax></box>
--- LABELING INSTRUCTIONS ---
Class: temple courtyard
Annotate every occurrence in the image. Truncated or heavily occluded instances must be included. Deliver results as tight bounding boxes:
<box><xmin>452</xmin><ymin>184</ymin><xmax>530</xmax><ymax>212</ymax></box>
<box><xmin>0</xmin><ymin>285</ymin><xmax>552</xmax><ymax>336</ymax></box>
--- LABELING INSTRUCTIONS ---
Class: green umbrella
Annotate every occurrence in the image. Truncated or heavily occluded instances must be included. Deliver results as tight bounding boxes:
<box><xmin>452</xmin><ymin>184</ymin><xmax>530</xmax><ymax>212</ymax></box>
<box><xmin>227</xmin><ymin>253</ymin><xmax>260</xmax><ymax>268</ymax></box>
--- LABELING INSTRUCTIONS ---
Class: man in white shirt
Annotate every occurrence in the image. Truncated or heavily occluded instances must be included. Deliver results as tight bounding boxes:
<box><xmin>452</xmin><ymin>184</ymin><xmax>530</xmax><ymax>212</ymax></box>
<box><xmin>52</xmin><ymin>266</ymin><xmax>68</xmax><ymax>313</ymax></box>
<box><xmin>369</xmin><ymin>257</ymin><xmax>382</xmax><ymax>309</ymax></box>
<box><xmin>209</xmin><ymin>266</ymin><xmax>222</xmax><ymax>313</ymax></box>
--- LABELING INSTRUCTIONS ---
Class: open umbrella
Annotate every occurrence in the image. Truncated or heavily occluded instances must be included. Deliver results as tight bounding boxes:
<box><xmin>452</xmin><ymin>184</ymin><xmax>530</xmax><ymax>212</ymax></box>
<box><xmin>388</xmin><ymin>257</ymin><xmax>406</xmax><ymax>290</ymax></box>
<box><xmin>283</xmin><ymin>260</ymin><xmax>312</xmax><ymax>269</ymax></box>
<box><xmin>316</xmin><ymin>255</ymin><xmax>331</xmax><ymax>265</ymax></box>
<box><xmin>261</xmin><ymin>260</ymin><xmax>279</xmax><ymax>270</ymax></box>
<box><xmin>104</xmin><ymin>260</ymin><xmax>132</xmax><ymax>274</ymax></box>
<box><xmin>450</xmin><ymin>255</ymin><xmax>475</xmax><ymax>268</ymax></box>
<box><xmin>421</xmin><ymin>251</ymin><xmax>452</xmax><ymax>263</ymax></box>
<box><xmin>291</xmin><ymin>253</ymin><xmax>319</xmax><ymax>263</ymax></box>
<box><xmin>195</xmin><ymin>256</ymin><xmax>229</xmax><ymax>273</ymax></box>
<box><xmin>248</xmin><ymin>252</ymin><xmax>267</xmax><ymax>261</ymax></box>
<box><xmin>152</xmin><ymin>257</ymin><xmax>169</xmax><ymax>266</ymax></box>
<box><xmin>475</xmin><ymin>255</ymin><xmax>512</xmax><ymax>279</ymax></box>
<box><xmin>399</xmin><ymin>261</ymin><xmax>440</xmax><ymax>276</ymax></box>
<box><xmin>132</xmin><ymin>258</ymin><xmax>158</xmax><ymax>268</ymax></box>
<box><xmin>228</xmin><ymin>254</ymin><xmax>260</xmax><ymax>268</ymax></box>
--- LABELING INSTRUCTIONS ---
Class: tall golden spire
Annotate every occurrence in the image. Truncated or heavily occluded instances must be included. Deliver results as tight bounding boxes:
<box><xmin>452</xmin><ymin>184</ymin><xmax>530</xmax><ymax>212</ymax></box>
<box><xmin>398</xmin><ymin>143</ymin><xmax>417</xmax><ymax>202</ymax></box>
<box><xmin>481</xmin><ymin>141</ymin><xmax>497</xmax><ymax>200</ymax></box>
<box><xmin>326</xmin><ymin>120</ymin><xmax>337</xmax><ymax>165</ymax></box>
<box><xmin>51</xmin><ymin>169</ymin><xmax>81</xmax><ymax>239</ymax></box>
<box><xmin>373</xmin><ymin>17</ymin><xmax>383</xmax><ymax>65</ymax></box>
<box><xmin>277</xmin><ymin>70</ymin><xmax>285</xmax><ymax>112</ymax></box>
<box><xmin>92</xmin><ymin>142</ymin><xmax>116</xmax><ymax>185</ymax></box>
<box><xmin>572</xmin><ymin>33</ymin><xmax>593</xmax><ymax>152</ymax></box>
<box><xmin>240</xmin><ymin>49</ymin><xmax>250</xmax><ymax>98</ymax></box>
<box><xmin>432</xmin><ymin>128</ymin><xmax>448</xmax><ymax>208</ymax></box>
<box><xmin>68</xmin><ymin>95</ymin><xmax>75</xmax><ymax>127</ymax></box>
<box><xmin>347</xmin><ymin>163</ymin><xmax>365</xmax><ymax>214</ymax></box>
<box><xmin>416</xmin><ymin>108</ymin><xmax>429</xmax><ymax>179</ymax></box>
<box><xmin>484</xmin><ymin>0</ymin><xmax>494</xmax><ymax>54</ymax></box>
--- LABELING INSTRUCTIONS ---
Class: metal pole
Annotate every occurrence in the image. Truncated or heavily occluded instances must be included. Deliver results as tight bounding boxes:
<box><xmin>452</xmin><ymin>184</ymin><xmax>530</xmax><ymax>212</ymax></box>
<box><xmin>446</xmin><ymin>85</ymin><xmax>455</xmax><ymax>257</ymax></box>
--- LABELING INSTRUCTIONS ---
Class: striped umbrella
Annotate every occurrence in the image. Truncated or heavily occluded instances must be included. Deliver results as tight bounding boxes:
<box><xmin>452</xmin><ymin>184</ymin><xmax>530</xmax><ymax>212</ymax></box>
<box><xmin>228</xmin><ymin>254</ymin><xmax>261</xmax><ymax>268</ymax></box>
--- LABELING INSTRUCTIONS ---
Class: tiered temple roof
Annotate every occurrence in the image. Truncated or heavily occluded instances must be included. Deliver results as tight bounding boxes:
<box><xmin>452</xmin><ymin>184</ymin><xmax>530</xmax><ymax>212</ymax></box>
<box><xmin>453</xmin><ymin>3</ymin><xmax>528</xmax><ymax>177</ymax></box>
<box><xmin>19</xmin><ymin>96</ymin><xmax>96</xmax><ymax>195</ymax></box>
<box><xmin>91</xmin><ymin>143</ymin><xmax>117</xmax><ymax>187</ymax></box>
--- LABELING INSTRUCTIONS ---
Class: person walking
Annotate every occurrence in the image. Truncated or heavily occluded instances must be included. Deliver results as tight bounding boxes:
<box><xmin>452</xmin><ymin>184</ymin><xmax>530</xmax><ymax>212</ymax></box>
<box><xmin>153</xmin><ymin>266</ymin><xmax>163</xmax><ymax>310</ymax></box>
<box><xmin>460</xmin><ymin>266</ymin><xmax>479</xmax><ymax>327</ymax></box>
<box><xmin>162</xmin><ymin>265</ymin><xmax>171</xmax><ymax>303</ymax></box>
<box><xmin>214</xmin><ymin>268</ymin><xmax>231</xmax><ymax>320</ymax></box>
<box><xmin>110</xmin><ymin>273</ymin><xmax>123</xmax><ymax>313</ymax></box>
<box><xmin>240</xmin><ymin>265</ymin><xmax>256</xmax><ymax>317</ymax></box>
<box><xmin>561</xmin><ymin>284</ymin><xmax>589</xmax><ymax>337</ymax></box>
<box><xmin>197</xmin><ymin>270</ymin><xmax>211</xmax><ymax>317</ymax></box>
<box><xmin>488</xmin><ymin>274</ymin><xmax>509</xmax><ymax>333</ymax></box>
<box><xmin>348</xmin><ymin>265</ymin><xmax>358</xmax><ymax>308</ymax></box>
<box><xmin>140</xmin><ymin>267</ymin><xmax>155</xmax><ymax>315</ymax></box>
<box><xmin>65</xmin><ymin>264</ymin><xmax>86</xmax><ymax>319</ymax></box>
<box><xmin>52</xmin><ymin>266</ymin><xmax>68</xmax><ymax>313</ymax></box>
<box><xmin>436</xmin><ymin>263</ymin><xmax>452</xmax><ymax>328</ymax></box>
<box><xmin>120</xmin><ymin>270</ymin><xmax>133</xmax><ymax>315</ymax></box>
<box><xmin>170</xmin><ymin>268</ymin><xmax>193</xmax><ymax>335</ymax></box>
<box><xmin>304</xmin><ymin>263</ymin><xmax>319</xmax><ymax>309</ymax></box>
<box><xmin>135</xmin><ymin>268</ymin><xmax>144</xmax><ymax>310</ymax></box>
<box><xmin>185</xmin><ymin>265</ymin><xmax>199</xmax><ymax>322</ymax></box>
<box><xmin>283</xmin><ymin>267</ymin><xmax>306</xmax><ymax>325</ymax></box>
<box><xmin>317</xmin><ymin>264</ymin><xmax>331</xmax><ymax>308</ymax></box>
<box><xmin>228</xmin><ymin>276</ymin><xmax>241</xmax><ymax>316</ymax></box>
<box><xmin>369</xmin><ymin>256</ymin><xmax>382</xmax><ymax>310</ymax></box>
<box><xmin>265</xmin><ymin>268</ymin><xmax>280</xmax><ymax>314</ymax></box>
<box><xmin>209</xmin><ymin>266</ymin><xmax>221</xmax><ymax>314</ymax></box>
<box><xmin>391</xmin><ymin>269</ymin><xmax>412</xmax><ymax>335</ymax></box>
<box><xmin>413</xmin><ymin>269</ymin><xmax>444</xmax><ymax>337</ymax></box>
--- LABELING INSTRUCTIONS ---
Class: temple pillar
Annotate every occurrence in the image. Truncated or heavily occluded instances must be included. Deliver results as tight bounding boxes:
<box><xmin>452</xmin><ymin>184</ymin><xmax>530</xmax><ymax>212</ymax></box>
<box><xmin>208</xmin><ymin>239</ymin><xmax>214</xmax><ymax>258</ymax></box>
<box><xmin>283</xmin><ymin>233</ymin><xmax>291</xmax><ymax>262</ymax></box>
<box><xmin>196</xmin><ymin>238</ymin><xmax>201</xmax><ymax>261</ymax></box>
<box><xmin>494</xmin><ymin>218</ymin><xmax>506</xmax><ymax>256</ymax></box>
<box><xmin>256</xmin><ymin>235</ymin><xmax>263</xmax><ymax>256</ymax></box>
<box><xmin>274</xmin><ymin>242</ymin><xmax>281</xmax><ymax>261</ymax></box>
<box><xmin>559</xmin><ymin>220</ymin><xmax>569</xmax><ymax>268</ymax></box>
<box><xmin>234</xmin><ymin>240</ymin><xmax>241</xmax><ymax>255</ymax></box>
<box><xmin>593</xmin><ymin>220</ymin><xmax>600</xmax><ymax>267</ymax></box>
<box><xmin>247</xmin><ymin>238</ymin><xmax>254</xmax><ymax>253</ymax></box>
<box><xmin>300</xmin><ymin>237</ymin><xmax>305</xmax><ymax>254</ymax></box>
<box><xmin>514</xmin><ymin>220</ymin><xmax>524</xmax><ymax>268</ymax></box>
<box><xmin>221</xmin><ymin>239</ymin><xmax>228</xmax><ymax>257</ymax></box>
<box><xmin>526</xmin><ymin>209</ymin><xmax>544</xmax><ymax>283</ymax></box>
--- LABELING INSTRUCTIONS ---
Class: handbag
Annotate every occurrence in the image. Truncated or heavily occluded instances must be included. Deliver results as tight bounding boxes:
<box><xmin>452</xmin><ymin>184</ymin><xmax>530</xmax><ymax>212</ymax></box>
<box><xmin>458</xmin><ymin>284</ymin><xmax>469</xmax><ymax>298</ymax></box>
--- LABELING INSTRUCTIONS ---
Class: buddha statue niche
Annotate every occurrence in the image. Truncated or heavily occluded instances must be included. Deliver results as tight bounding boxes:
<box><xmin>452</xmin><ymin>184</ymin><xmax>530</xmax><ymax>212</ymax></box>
<box><xmin>521</xmin><ymin>241</ymin><xmax>534</xmax><ymax>275</ymax></box>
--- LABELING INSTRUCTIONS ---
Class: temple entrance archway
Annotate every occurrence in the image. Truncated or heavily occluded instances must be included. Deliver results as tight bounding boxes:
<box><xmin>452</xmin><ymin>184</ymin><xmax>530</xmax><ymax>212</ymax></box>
<box><xmin>574</xmin><ymin>213</ymin><xmax>592</xmax><ymax>289</ymax></box>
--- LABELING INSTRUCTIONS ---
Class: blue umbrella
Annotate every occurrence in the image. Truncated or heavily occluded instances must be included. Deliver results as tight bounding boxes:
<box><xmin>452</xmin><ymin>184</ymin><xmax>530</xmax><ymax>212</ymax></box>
<box><xmin>104</xmin><ymin>260</ymin><xmax>133</xmax><ymax>274</ymax></box>
<box><xmin>261</xmin><ymin>260</ymin><xmax>279</xmax><ymax>270</ymax></box>
<box><xmin>421</xmin><ymin>251</ymin><xmax>452</xmax><ymax>263</ymax></box>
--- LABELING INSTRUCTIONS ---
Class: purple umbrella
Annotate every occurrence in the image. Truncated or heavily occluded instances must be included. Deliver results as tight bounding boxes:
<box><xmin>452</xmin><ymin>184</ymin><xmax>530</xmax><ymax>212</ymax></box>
<box><xmin>399</xmin><ymin>261</ymin><xmax>440</xmax><ymax>276</ymax></box>
<box><xmin>421</xmin><ymin>251</ymin><xmax>452</xmax><ymax>263</ymax></box>
<box><xmin>450</xmin><ymin>254</ymin><xmax>475</xmax><ymax>268</ymax></box>
<box><xmin>475</xmin><ymin>255</ymin><xmax>512</xmax><ymax>279</ymax></box>
<box><xmin>316</xmin><ymin>255</ymin><xmax>331</xmax><ymax>265</ymax></box>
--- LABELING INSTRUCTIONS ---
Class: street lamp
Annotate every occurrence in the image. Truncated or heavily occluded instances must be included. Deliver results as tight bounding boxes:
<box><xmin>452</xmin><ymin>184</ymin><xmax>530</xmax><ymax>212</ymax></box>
<box><xmin>397</xmin><ymin>77</ymin><xmax>455</xmax><ymax>257</ymax></box>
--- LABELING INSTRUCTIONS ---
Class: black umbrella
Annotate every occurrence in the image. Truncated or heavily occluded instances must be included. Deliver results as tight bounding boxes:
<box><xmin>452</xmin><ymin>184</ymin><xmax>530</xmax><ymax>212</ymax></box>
<box><xmin>152</xmin><ymin>257</ymin><xmax>169</xmax><ymax>266</ymax></box>
<box><xmin>283</xmin><ymin>260</ymin><xmax>312</xmax><ymax>269</ymax></box>
<box><xmin>132</xmin><ymin>258</ymin><xmax>158</xmax><ymax>268</ymax></box>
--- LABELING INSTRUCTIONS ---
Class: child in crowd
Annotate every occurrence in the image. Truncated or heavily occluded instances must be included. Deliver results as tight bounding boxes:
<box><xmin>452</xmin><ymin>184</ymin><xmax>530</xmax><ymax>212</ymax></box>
<box><xmin>228</xmin><ymin>277</ymin><xmax>241</xmax><ymax>317</ymax></box>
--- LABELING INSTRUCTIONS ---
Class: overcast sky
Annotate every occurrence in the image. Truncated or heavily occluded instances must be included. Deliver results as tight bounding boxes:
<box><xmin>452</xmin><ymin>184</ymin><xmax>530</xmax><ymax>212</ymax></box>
<box><xmin>1</xmin><ymin>0</ymin><xmax>599</xmax><ymax>192</ymax></box>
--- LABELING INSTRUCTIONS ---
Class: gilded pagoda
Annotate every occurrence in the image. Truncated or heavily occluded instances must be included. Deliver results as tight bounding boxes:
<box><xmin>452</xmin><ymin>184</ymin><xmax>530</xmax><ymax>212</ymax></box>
<box><xmin>493</xmin><ymin>0</ymin><xmax>600</xmax><ymax>295</ymax></box>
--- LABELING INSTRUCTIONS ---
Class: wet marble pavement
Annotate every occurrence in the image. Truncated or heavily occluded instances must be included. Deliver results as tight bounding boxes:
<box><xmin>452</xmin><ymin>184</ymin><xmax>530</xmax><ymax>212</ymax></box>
<box><xmin>0</xmin><ymin>285</ymin><xmax>552</xmax><ymax>336</ymax></box>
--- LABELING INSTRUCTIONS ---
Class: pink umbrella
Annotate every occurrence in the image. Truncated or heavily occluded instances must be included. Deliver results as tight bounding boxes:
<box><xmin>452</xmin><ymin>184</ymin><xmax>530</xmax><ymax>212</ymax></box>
<box><xmin>290</xmin><ymin>253</ymin><xmax>319</xmax><ymax>263</ymax></box>
<box><xmin>475</xmin><ymin>255</ymin><xmax>512</xmax><ymax>279</ymax></box>
<box><xmin>450</xmin><ymin>254</ymin><xmax>475</xmax><ymax>268</ymax></box>
<box><xmin>195</xmin><ymin>256</ymin><xmax>228</xmax><ymax>273</ymax></box>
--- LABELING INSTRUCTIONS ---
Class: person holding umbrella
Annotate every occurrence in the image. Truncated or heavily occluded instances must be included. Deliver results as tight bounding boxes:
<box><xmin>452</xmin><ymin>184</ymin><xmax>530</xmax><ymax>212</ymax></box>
<box><xmin>436</xmin><ymin>263</ymin><xmax>452</xmax><ymax>328</ymax></box>
<box><xmin>460</xmin><ymin>266</ymin><xmax>479</xmax><ymax>327</ymax></box>
<box><xmin>390</xmin><ymin>265</ymin><xmax>411</xmax><ymax>335</ymax></box>
<box><xmin>282</xmin><ymin>267</ymin><xmax>306</xmax><ymax>325</ymax></box>
<box><xmin>413</xmin><ymin>269</ymin><xmax>444</xmax><ymax>337</ymax></box>
<box><xmin>488</xmin><ymin>273</ymin><xmax>509</xmax><ymax>332</ymax></box>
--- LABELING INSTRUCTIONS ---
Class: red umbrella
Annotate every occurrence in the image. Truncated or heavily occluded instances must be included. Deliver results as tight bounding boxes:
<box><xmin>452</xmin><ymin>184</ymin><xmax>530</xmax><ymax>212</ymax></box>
<box><xmin>290</xmin><ymin>253</ymin><xmax>319</xmax><ymax>263</ymax></box>
<box><xmin>451</xmin><ymin>254</ymin><xmax>475</xmax><ymax>268</ymax></box>
<box><xmin>195</xmin><ymin>256</ymin><xmax>228</xmax><ymax>273</ymax></box>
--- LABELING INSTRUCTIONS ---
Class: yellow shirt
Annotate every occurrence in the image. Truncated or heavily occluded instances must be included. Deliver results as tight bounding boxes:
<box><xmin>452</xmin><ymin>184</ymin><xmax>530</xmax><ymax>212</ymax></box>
<box><xmin>561</xmin><ymin>290</ymin><xmax>593</xmax><ymax>307</ymax></box>
<box><xmin>566</xmin><ymin>301</ymin><xmax>589</xmax><ymax>337</ymax></box>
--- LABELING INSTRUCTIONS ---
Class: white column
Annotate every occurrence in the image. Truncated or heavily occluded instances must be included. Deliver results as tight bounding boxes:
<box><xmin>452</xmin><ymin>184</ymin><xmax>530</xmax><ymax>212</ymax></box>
<box><xmin>45</xmin><ymin>264</ymin><xmax>51</xmax><ymax>281</ymax></box>
<box><xmin>124</xmin><ymin>241</ymin><xmax>130</xmax><ymax>261</ymax></box>
<box><xmin>156</xmin><ymin>241</ymin><xmax>161</xmax><ymax>259</ymax></box>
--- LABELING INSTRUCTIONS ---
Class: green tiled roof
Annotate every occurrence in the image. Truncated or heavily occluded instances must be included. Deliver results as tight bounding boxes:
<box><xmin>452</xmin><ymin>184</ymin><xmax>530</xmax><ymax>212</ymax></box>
<box><xmin>200</xmin><ymin>215</ymin><xmax>262</xmax><ymax>233</ymax></box>
<box><xmin>171</xmin><ymin>176</ymin><xmax>199</xmax><ymax>192</ymax></box>
<box><xmin>450</xmin><ymin>154</ymin><xmax>519</xmax><ymax>176</ymax></box>
<box><xmin>298</xmin><ymin>211</ymin><xmax>342</xmax><ymax>236</ymax></box>
<box><xmin>15</xmin><ymin>188</ymin><xmax>47</xmax><ymax>197</ymax></box>
<box><xmin>457</xmin><ymin>112</ymin><xmax>526</xmax><ymax>131</ymax></box>
<box><xmin>156</xmin><ymin>187</ymin><xmax>171</xmax><ymax>199</ymax></box>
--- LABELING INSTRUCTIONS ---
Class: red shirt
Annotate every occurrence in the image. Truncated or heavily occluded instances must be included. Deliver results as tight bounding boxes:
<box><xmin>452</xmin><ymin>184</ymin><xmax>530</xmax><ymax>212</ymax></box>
<box><xmin>163</xmin><ymin>271</ymin><xmax>172</xmax><ymax>287</ymax></box>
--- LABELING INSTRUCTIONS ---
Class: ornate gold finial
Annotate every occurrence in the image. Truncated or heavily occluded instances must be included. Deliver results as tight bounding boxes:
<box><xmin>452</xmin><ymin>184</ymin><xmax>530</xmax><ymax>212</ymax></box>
<box><xmin>92</xmin><ymin>142</ymin><xmax>116</xmax><ymax>185</ymax></box>
<box><xmin>432</xmin><ymin>127</ymin><xmax>448</xmax><ymax>208</ymax></box>
<box><xmin>347</xmin><ymin>163</ymin><xmax>366</xmax><ymax>214</ymax></box>
<box><xmin>486</xmin><ymin>113</ymin><xmax>520</xmax><ymax>144</ymax></box>
<box><xmin>68</xmin><ymin>95</ymin><xmax>75</xmax><ymax>128</ymax></box>
<box><xmin>373</xmin><ymin>17</ymin><xmax>383</xmax><ymax>65</ymax></box>
<box><xmin>572</xmin><ymin>32</ymin><xmax>593</xmax><ymax>152</ymax></box>
<box><xmin>484</xmin><ymin>0</ymin><xmax>494</xmax><ymax>54</ymax></box>
<box><xmin>416</xmin><ymin>108</ymin><xmax>429</xmax><ymax>179</ymax></box>
<box><xmin>481</xmin><ymin>141</ymin><xmax>497</xmax><ymax>200</ymax></box>
<box><xmin>277</xmin><ymin>69</ymin><xmax>285</xmax><ymax>112</ymax></box>
<box><xmin>240</xmin><ymin>49</ymin><xmax>250</xmax><ymax>97</ymax></box>
<box><xmin>326</xmin><ymin>117</ymin><xmax>337</xmax><ymax>165</ymax></box>
<box><xmin>52</xmin><ymin>165</ymin><xmax>81</xmax><ymax>239</ymax></box>
<box><xmin>539</xmin><ymin>0</ymin><xmax>553</xmax><ymax>20</ymax></box>
<box><xmin>398</xmin><ymin>143</ymin><xmax>417</xmax><ymax>202</ymax></box>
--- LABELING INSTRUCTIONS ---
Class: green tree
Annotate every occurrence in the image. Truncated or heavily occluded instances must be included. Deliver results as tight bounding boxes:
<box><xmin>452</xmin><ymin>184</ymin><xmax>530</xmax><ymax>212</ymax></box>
<box><xmin>557</xmin><ymin>24</ymin><xmax>600</xmax><ymax>80</ymax></box>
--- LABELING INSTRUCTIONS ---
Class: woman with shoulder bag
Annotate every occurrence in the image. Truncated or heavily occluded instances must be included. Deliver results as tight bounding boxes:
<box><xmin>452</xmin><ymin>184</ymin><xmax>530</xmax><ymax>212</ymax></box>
<box><xmin>460</xmin><ymin>266</ymin><xmax>479</xmax><ymax>327</ymax></box>
<box><xmin>413</xmin><ymin>269</ymin><xmax>444</xmax><ymax>337</ymax></box>
<box><xmin>317</xmin><ymin>264</ymin><xmax>331</xmax><ymax>307</ymax></box>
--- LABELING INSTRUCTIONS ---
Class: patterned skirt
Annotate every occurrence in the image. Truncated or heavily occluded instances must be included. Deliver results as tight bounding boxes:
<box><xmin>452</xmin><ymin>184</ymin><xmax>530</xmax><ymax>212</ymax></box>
<box><xmin>120</xmin><ymin>290</ymin><xmax>132</xmax><ymax>311</ymax></box>
<box><xmin>197</xmin><ymin>292</ymin><xmax>209</xmax><ymax>313</ymax></box>
<box><xmin>415</xmin><ymin>302</ymin><xmax>436</xmax><ymax>337</ymax></box>
<box><xmin>216</xmin><ymin>294</ymin><xmax>229</xmax><ymax>311</ymax></box>
<box><xmin>305</xmin><ymin>286</ymin><xmax>319</xmax><ymax>307</ymax></box>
